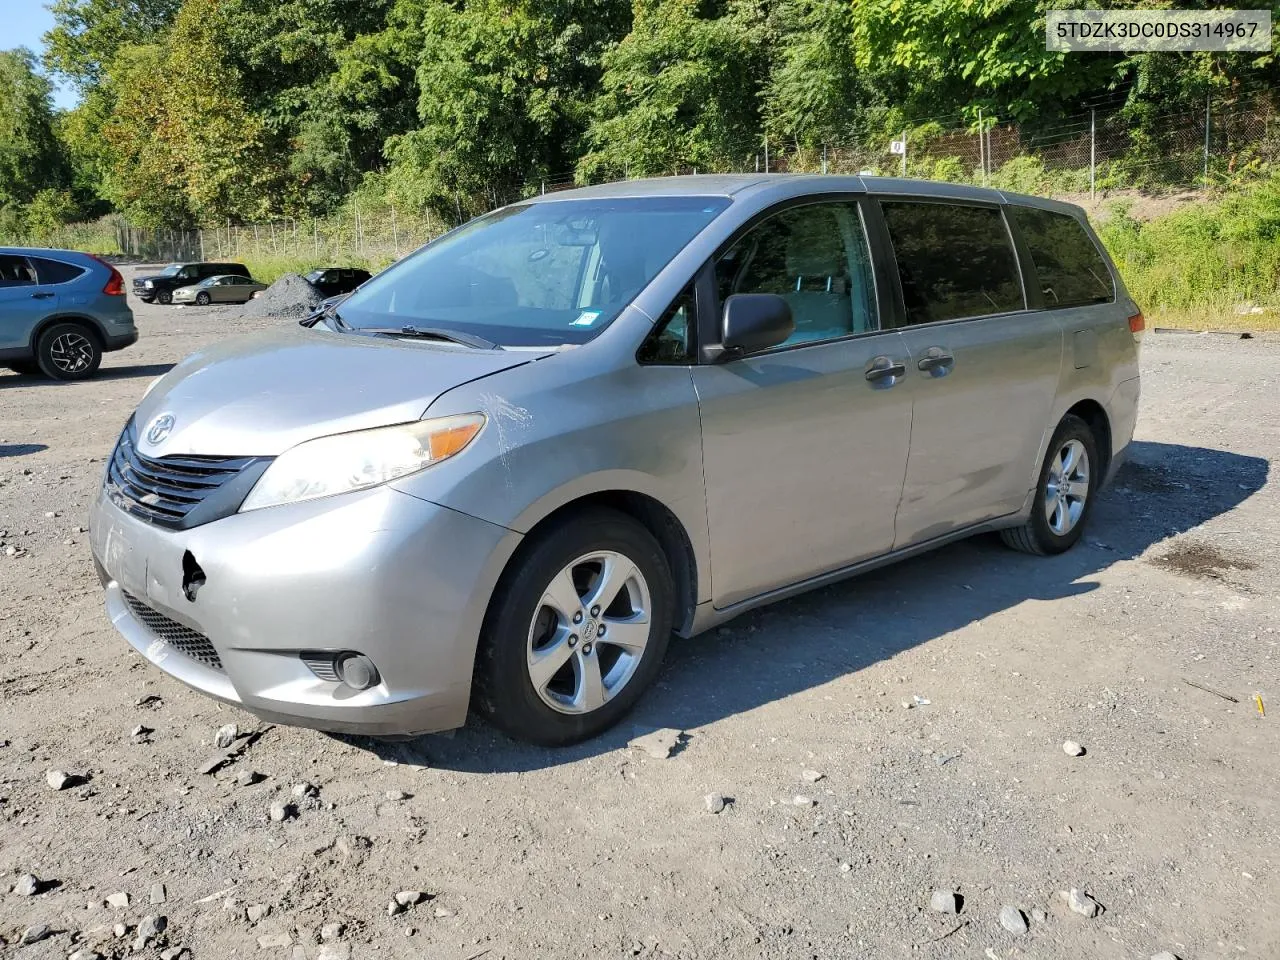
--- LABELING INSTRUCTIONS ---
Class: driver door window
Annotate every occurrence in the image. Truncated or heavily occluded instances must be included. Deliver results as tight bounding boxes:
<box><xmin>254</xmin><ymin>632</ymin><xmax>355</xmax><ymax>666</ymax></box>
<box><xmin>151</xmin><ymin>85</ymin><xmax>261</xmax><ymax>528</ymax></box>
<box><xmin>714</xmin><ymin>202</ymin><xmax>876</xmax><ymax>348</ymax></box>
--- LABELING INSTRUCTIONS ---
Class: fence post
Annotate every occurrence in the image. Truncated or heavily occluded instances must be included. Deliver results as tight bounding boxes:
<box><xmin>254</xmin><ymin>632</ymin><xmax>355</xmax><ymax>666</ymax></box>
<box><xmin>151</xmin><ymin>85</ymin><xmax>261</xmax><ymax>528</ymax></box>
<box><xmin>901</xmin><ymin>129</ymin><xmax>907</xmax><ymax>176</ymax></box>
<box><xmin>391</xmin><ymin>205</ymin><xmax>400</xmax><ymax>257</ymax></box>
<box><xmin>1203</xmin><ymin>93</ymin><xmax>1211</xmax><ymax>187</ymax></box>
<box><xmin>764</xmin><ymin>135</ymin><xmax>769</xmax><ymax>173</ymax></box>
<box><xmin>313</xmin><ymin>219</ymin><xmax>319</xmax><ymax>256</ymax></box>
<box><xmin>821</xmin><ymin>144</ymin><xmax>827</xmax><ymax>175</ymax></box>
<box><xmin>1090</xmin><ymin>109</ymin><xmax>1096</xmax><ymax>200</ymax></box>
<box><xmin>978</xmin><ymin>108</ymin><xmax>985</xmax><ymax>185</ymax></box>
<box><xmin>200</xmin><ymin>227</ymin><xmax>206</xmax><ymax>261</ymax></box>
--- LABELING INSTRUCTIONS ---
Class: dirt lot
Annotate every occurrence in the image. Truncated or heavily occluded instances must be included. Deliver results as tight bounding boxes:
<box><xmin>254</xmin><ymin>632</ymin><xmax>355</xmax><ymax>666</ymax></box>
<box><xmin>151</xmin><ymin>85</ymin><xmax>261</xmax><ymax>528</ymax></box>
<box><xmin>1</xmin><ymin>292</ymin><xmax>1277</xmax><ymax>960</ymax></box>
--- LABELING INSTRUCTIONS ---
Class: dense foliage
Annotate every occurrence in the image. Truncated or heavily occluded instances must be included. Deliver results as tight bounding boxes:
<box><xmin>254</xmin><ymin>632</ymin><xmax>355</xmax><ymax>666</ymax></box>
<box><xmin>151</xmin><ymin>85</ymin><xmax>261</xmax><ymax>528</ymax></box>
<box><xmin>0</xmin><ymin>0</ymin><xmax>1276</xmax><ymax>231</ymax></box>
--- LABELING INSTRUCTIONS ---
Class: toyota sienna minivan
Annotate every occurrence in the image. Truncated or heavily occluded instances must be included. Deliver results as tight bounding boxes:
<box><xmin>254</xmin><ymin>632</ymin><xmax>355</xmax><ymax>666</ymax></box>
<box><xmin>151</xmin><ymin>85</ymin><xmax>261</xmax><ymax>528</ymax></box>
<box><xmin>91</xmin><ymin>175</ymin><xmax>1142</xmax><ymax>745</ymax></box>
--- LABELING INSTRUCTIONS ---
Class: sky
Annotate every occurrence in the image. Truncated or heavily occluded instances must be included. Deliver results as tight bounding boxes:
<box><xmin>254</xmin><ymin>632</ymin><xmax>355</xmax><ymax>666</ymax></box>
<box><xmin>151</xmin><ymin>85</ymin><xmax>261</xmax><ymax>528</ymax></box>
<box><xmin>7</xmin><ymin>0</ymin><xmax>79</xmax><ymax>110</ymax></box>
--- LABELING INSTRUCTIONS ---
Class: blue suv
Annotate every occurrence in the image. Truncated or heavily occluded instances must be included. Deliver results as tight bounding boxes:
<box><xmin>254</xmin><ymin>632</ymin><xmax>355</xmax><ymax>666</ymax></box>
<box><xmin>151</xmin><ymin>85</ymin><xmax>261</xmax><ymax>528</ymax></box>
<box><xmin>0</xmin><ymin>248</ymin><xmax>138</xmax><ymax>380</ymax></box>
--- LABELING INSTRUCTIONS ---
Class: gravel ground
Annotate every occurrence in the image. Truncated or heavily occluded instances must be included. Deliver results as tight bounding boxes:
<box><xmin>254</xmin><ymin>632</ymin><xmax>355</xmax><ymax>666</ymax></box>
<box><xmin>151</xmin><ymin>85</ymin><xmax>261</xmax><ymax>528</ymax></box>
<box><xmin>1</xmin><ymin>294</ymin><xmax>1277</xmax><ymax>960</ymax></box>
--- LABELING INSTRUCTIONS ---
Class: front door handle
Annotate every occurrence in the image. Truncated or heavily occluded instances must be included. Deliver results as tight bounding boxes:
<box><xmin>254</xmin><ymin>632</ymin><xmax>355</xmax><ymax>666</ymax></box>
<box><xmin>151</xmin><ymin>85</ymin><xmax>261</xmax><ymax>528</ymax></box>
<box><xmin>865</xmin><ymin>356</ymin><xmax>907</xmax><ymax>384</ymax></box>
<box><xmin>916</xmin><ymin>348</ymin><xmax>955</xmax><ymax>375</ymax></box>
<box><xmin>30</xmin><ymin>292</ymin><xmax>55</xmax><ymax>300</ymax></box>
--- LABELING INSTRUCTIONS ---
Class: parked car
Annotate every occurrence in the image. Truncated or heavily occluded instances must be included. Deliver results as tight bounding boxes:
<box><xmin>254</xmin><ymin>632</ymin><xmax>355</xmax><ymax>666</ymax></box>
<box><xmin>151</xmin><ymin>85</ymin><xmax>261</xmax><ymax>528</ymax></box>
<box><xmin>305</xmin><ymin>267</ymin><xmax>371</xmax><ymax>298</ymax></box>
<box><xmin>133</xmin><ymin>262</ymin><xmax>250</xmax><ymax>304</ymax></box>
<box><xmin>173</xmin><ymin>274</ymin><xmax>268</xmax><ymax>306</ymax></box>
<box><xmin>1</xmin><ymin>248</ymin><xmax>138</xmax><ymax>380</ymax></box>
<box><xmin>91</xmin><ymin>175</ymin><xmax>1141</xmax><ymax>745</ymax></box>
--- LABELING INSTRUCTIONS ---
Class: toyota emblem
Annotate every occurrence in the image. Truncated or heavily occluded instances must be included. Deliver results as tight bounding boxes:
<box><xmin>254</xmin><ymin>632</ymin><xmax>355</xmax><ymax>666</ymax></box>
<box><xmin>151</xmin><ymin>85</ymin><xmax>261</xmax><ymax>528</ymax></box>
<box><xmin>146</xmin><ymin>413</ymin><xmax>176</xmax><ymax>445</ymax></box>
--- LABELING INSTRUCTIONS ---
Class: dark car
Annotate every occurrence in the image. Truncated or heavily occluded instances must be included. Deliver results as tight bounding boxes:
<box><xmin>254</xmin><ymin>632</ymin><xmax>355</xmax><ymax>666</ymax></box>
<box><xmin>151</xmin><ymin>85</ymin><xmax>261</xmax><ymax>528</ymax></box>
<box><xmin>133</xmin><ymin>262</ymin><xmax>250</xmax><ymax>304</ymax></box>
<box><xmin>304</xmin><ymin>267</ymin><xmax>371</xmax><ymax>298</ymax></box>
<box><xmin>1</xmin><ymin>248</ymin><xmax>138</xmax><ymax>380</ymax></box>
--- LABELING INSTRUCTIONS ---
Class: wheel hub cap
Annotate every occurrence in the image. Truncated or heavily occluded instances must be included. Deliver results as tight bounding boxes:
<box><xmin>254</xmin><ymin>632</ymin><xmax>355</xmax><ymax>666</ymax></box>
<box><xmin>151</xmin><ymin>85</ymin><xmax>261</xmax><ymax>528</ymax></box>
<box><xmin>1044</xmin><ymin>438</ymin><xmax>1090</xmax><ymax>536</ymax></box>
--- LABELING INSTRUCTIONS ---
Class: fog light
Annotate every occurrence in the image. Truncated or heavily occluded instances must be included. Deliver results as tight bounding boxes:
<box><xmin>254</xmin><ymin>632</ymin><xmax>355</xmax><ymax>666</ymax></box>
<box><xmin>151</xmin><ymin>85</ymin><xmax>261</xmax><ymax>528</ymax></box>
<box><xmin>335</xmin><ymin>653</ymin><xmax>380</xmax><ymax>691</ymax></box>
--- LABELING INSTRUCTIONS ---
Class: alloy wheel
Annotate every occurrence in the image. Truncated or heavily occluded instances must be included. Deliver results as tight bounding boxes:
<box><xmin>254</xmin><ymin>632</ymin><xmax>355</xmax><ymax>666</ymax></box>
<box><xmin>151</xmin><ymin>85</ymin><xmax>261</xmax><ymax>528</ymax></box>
<box><xmin>49</xmin><ymin>332</ymin><xmax>95</xmax><ymax>374</ymax></box>
<box><xmin>526</xmin><ymin>550</ymin><xmax>652</xmax><ymax>715</ymax></box>
<box><xmin>1044</xmin><ymin>438</ymin><xmax>1090</xmax><ymax>536</ymax></box>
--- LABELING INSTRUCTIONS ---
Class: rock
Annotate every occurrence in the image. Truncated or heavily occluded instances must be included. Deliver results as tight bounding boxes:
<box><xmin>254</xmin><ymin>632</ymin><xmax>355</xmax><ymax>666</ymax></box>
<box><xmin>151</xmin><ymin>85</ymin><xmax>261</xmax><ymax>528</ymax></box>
<box><xmin>112</xmin><ymin>922</ymin><xmax>128</xmax><ymax>937</ymax></box>
<box><xmin>1151</xmin><ymin>952</ymin><xmax>1181</xmax><ymax>960</ymax></box>
<box><xmin>999</xmin><ymin>905</ymin><xmax>1028</xmax><ymax>935</ymax></box>
<box><xmin>433</xmin><ymin>906</ymin><xmax>456</xmax><ymax>918</ymax></box>
<box><xmin>236</xmin><ymin>770</ymin><xmax>262</xmax><ymax>787</ymax></box>
<box><xmin>627</xmin><ymin>727</ymin><xmax>683</xmax><ymax>759</ymax></box>
<box><xmin>13</xmin><ymin>873</ymin><xmax>40</xmax><ymax>896</ymax></box>
<box><xmin>1067</xmin><ymin>888</ymin><xmax>1101</xmax><ymax>918</ymax></box>
<box><xmin>106</xmin><ymin>891</ymin><xmax>130</xmax><ymax>908</ymax></box>
<box><xmin>703</xmin><ymin>793</ymin><xmax>726</xmax><ymax>814</ymax></box>
<box><xmin>131</xmin><ymin>725</ymin><xmax>151</xmax><ymax>738</ymax></box>
<box><xmin>801</xmin><ymin>769</ymin><xmax>824</xmax><ymax>783</ymax></box>
<box><xmin>70</xmin><ymin>950</ymin><xmax>104</xmax><ymax>960</ymax></box>
<box><xmin>929</xmin><ymin>890</ymin><xmax>960</xmax><ymax>914</ymax></box>
<box><xmin>320</xmin><ymin>921</ymin><xmax>344</xmax><ymax>941</ymax></box>
<box><xmin>404</xmin><ymin>926</ymin><xmax>417</xmax><ymax>936</ymax></box>
<box><xmin>291</xmin><ymin>782</ymin><xmax>318</xmax><ymax>799</ymax></box>
<box><xmin>46</xmin><ymin>768</ymin><xmax>78</xmax><ymax>790</ymax></box>
<box><xmin>20</xmin><ymin>924</ymin><xmax>50</xmax><ymax>945</ymax></box>
<box><xmin>387</xmin><ymin>899</ymin><xmax>405</xmax><ymax>917</ymax></box>
<box><xmin>137</xmin><ymin>914</ymin><xmax>167</xmax><ymax>941</ymax></box>
<box><xmin>136</xmin><ymin>694</ymin><xmax>162</xmax><ymax>707</ymax></box>
<box><xmin>394</xmin><ymin>890</ymin><xmax>425</xmax><ymax>907</ymax></box>
<box><xmin>150</xmin><ymin>882</ymin><xmax>167</xmax><ymax>904</ymax></box>
<box><xmin>197</xmin><ymin>755</ymin><xmax>228</xmax><ymax>775</ymax></box>
<box><xmin>246</xmin><ymin>903</ymin><xmax>269</xmax><ymax>923</ymax></box>
<box><xmin>268</xmin><ymin>801</ymin><xmax>294</xmax><ymax>823</ymax></box>
<box><xmin>1031</xmin><ymin>908</ymin><xmax>1047</xmax><ymax>924</ymax></box>
<box><xmin>160</xmin><ymin>949</ymin><xmax>190</xmax><ymax>960</ymax></box>
<box><xmin>792</xmin><ymin>795</ymin><xmax>816</xmax><ymax>807</ymax></box>
<box><xmin>384</xmin><ymin>790</ymin><xmax>410</xmax><ymax>801</ymax></box>
<box><xmin>214</xmin><ymin>723</ymin><xmax>239</xmax><ymax>748</ymax></box>
<box><xmin>257</xmin><ymin>932</ymin><xmax>292</xmax><ymax>949</ymax></box>
<box><xmin>1062</xmin><ymin>740</ymin><xmax>1086</xmax><ymax>757</ymax></box>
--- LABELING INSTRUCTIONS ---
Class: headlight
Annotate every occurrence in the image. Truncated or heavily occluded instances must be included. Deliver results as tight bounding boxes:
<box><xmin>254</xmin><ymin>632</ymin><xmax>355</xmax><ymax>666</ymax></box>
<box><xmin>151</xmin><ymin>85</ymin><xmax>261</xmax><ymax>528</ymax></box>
<box><xmin>144</xmin><ymin>280</ymin><xmax>154</xmax><ymax>287</ymax></box>
<box><xmin>239</xmin><ymin>414</ymin><xmax>485</xmax><ymax>512</ymax></box>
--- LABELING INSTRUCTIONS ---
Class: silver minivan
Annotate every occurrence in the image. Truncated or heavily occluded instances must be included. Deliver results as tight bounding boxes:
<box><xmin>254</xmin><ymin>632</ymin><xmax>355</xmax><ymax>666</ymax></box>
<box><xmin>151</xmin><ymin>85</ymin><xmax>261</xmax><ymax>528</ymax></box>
<box><xmin>90</xmin><ymin>176</ymin><xmax>1142</xmax><ymax>745</ymax></box>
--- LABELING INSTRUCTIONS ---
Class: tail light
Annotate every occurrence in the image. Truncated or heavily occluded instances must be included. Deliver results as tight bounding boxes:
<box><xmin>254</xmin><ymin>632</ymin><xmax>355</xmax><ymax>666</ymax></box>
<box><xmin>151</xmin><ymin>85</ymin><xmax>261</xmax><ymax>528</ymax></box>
<box><xmin>89</xmin><ymin>255</ymin><xmax>126</xmax><ymax>296</ymax></box>
<box><xmin>1128</xmin><ymin>310</ymin><xmax>1145</xmax><ymax>335</ymax></box>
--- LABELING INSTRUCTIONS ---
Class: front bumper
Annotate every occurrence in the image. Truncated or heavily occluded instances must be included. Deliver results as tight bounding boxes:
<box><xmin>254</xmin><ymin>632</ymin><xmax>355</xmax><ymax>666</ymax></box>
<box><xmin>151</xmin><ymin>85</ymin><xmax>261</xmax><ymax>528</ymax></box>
<box><xmin>90</xmin><ymin>483</ymin><xmax>521</xmax><ymax>735</ymax></box>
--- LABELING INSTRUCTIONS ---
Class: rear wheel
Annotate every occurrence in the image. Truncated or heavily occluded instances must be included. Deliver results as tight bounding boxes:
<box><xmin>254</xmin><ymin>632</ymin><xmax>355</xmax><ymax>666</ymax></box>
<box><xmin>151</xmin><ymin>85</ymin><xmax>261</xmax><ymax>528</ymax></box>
<box><xmin>1000</xmin><ymin>414</ymin><xmax>1098</xmax><ymax>555</ymax></box>
<box><xmin>475</xmin><ymin>508</ymin><xmax>675</xmax><ymax>745</ymax></box>
<box><xmin>195</xmin><ymin>291</ymin><xmax>211</xmax><ymax>305</ymax></box>
<box><xmin>157</xmin><ymin>289</ymin><xmax>172</xmax><ymax>305</ymax></box>
<box><xmin>36</xmin><ymin>322</ymin><xmax>102</xmax><ymax>381</ymax></box>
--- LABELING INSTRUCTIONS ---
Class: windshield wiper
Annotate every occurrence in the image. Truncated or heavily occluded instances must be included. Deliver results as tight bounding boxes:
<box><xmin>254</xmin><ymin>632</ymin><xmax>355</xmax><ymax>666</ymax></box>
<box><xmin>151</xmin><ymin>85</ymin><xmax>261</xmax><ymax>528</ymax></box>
<box><xmin>360</xmin><ymin>325</ymin><xmax>502</xmax><ymax>350</ymax></box>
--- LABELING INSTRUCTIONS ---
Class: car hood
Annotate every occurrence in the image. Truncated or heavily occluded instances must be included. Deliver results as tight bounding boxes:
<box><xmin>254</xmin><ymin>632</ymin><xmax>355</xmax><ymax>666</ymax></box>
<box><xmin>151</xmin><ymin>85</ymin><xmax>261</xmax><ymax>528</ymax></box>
<box><xmin>133</xmin><ymin>273</ymin><xmax>174</xmax><ymax>284</ymax></box>
<box><xmin>133</xmin><ymin>324</ymin><xmax>549</xmax><ymax>458</ymax></box>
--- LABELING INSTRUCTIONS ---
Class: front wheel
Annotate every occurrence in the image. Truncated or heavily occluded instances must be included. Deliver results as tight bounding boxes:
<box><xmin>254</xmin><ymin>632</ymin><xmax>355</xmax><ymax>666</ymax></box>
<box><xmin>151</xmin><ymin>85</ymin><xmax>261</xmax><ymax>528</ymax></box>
<box><xmin>475</xmin><ymin>508</ymin><xmax>675</xmax><ymax>745</ymax></box>
<box><xmin>156</xmin><ymin>289</ymin><xmax>172</xmax><ymax>305</ymax></box>
<box><xmin>36</xmin><ymin>322</ymin><xmax>102</xmax><ymax>381</ymax></box>
<box><xmin>1000</xmin><ymin>414</ymin><xmax>1098</xmax><ymax>555</ymax></box>
<box><xmin>195</xmin><ymin>292</ymin><xmax>211</xmax><ymax>305</ymax></box>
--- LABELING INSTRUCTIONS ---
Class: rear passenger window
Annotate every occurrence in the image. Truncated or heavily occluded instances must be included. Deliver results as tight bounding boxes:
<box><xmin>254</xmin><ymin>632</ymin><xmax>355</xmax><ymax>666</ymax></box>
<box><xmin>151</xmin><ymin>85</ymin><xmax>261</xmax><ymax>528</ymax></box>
<box><xmin>29</xmin><ymin>257</ymin><xmax>86</xmax><ymax>285</ymax></box>
<box><xmin>0</xmin><ymin>254</ymin><xmax>37</xmax><ymax>287</ymax></box>
<box><xmin>714</xmin><ymin>201</ymin><xmax>877</xmax><ymax>347</ymax></box>
<box><xmin>1009</xmin><ymin>206</ymin><xmax>1113</xmax><ymax>308</ymax></box>
<box><xmin>881</xmin><ymin>201</ymin><xmax>1024</xmax><ymax>325</ymax></box>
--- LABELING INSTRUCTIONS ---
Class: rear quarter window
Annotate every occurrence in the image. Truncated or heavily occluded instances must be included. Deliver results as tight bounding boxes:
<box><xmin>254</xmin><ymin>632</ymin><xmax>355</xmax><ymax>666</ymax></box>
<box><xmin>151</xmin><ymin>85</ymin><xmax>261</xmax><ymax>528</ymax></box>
<box><xmin>880</xmin><ymin>201</ymin><xmax>1024</xmax><ymax>325</ymax></box>
<box><xmin>1009</xmin><ymin>206</ymin><xmax>1114</xmax><ymax>308</ymax></box>
<box><xmin>29</xmin><ymin>257</ymin><xmax>87</xmax><ymax>285</ymax></box>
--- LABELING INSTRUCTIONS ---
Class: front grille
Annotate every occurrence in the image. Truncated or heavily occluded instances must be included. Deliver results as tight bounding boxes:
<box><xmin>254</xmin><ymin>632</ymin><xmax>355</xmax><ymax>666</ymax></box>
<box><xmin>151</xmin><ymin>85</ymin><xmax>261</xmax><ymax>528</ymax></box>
<box><xmin>122</xmin><ymin>591</ymin><xmax>224</xmax><ymax>671</ymax></box>
<box><xmin>107</xmin><ymin>422</ymin><xmax>263</xmax><ymax>528</ymax></box>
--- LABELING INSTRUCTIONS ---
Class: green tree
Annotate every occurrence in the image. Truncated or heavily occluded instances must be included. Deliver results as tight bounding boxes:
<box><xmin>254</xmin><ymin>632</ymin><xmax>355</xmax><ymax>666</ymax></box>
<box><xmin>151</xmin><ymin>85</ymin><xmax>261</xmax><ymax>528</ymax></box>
<box><xmin>386</xmin><ymin>0</ymin><xmax>631</xmax><ymax>222</ymax></box>
<box><xmin>578</xmin><ymin>0</ymin><xmax>766</xmax><ymax>181</ymax></box>
<box><xmin>0</xmin><ymin>49</ymin><xmax>69</xmax><ymax>211</ymax></box>
<box><xmin>43</xmin><ymin>0</ymin><xmax>181</xmax><ymax>90</ymax></box>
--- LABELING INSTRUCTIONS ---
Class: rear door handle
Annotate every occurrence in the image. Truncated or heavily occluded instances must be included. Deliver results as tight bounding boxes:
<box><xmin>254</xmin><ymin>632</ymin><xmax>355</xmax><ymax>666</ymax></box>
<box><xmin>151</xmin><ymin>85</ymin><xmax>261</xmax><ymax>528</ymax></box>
<box><xmin>916</xmin><ymin>348</ymin><xmax>955</xmax><ymax>375</ymax></box>
<box><xmin>865</xmin><ymin>356</ymin><xmax>907</xmax><ymax>384</ymax></box>
<box><xmin>31</xmin><ymin>292</ymin><xmax>55</xmax><ymax>300</ymax></box>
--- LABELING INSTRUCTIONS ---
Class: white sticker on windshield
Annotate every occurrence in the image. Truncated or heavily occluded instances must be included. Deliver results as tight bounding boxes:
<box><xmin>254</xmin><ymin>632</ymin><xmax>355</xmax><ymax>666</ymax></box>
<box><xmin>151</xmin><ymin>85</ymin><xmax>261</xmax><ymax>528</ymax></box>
<box><xmin>571</xmin><ymin>311</ymin><xmax>601</xmax><ymax>327</ymax></box>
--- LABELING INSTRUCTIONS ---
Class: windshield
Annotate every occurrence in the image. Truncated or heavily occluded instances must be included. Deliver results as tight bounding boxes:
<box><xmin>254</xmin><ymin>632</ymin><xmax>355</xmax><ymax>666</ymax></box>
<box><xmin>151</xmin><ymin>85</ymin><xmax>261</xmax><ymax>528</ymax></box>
<box><xmin>159</xmin><ymin>264</ymin><xmax>183</xmax><ymax>277</ymax></box>
<box><xmin>338</xmin><ymin>196</ymin><xmax>730</xmax><ymax>347</ymax></box>
<box><xmin>305</xmin><ymin>270</ymin><xmax>324</xmax><ymax>282</ymax></box>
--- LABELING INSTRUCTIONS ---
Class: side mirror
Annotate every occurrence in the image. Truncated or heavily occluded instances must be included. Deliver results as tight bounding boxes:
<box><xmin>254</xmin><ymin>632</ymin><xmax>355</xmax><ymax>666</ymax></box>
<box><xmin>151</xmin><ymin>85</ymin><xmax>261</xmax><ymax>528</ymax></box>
<box><xmin>719</xmin><ymin>294</ymin><xmax>794</xmax><ymax>360</ymax></box>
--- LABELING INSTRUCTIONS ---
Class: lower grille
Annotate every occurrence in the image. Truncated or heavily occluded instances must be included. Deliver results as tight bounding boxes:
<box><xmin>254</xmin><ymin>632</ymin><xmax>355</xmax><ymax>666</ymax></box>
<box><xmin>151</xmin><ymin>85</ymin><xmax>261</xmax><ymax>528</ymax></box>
<box><xmin>122</xmin><ymin>591</ymin><xmax>224</xmax><ymax>671</ymax></box>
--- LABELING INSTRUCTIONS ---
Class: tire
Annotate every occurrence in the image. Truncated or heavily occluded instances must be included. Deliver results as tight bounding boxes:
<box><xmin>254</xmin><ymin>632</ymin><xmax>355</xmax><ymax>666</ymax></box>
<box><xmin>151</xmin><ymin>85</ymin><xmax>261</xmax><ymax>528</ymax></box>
<box><xmin>36</xmin><ymin>322</ymin><xmax>102</xmax><ymax>381</ymax></box>
<box><xmin>5</xmin><ymin>360</ymin><xmax>39</xmax><ymax>375</ymax></box>
<box><xmin>157</xmin><ymin>289</ymin><xmax>172</xmax><ymax>305</ymax></box>
<box><xmin>138</xmin><ymin>296</ymin><xmax>154</xmax><ymax>304</ymax></box>
<box><xmin>1000</xmin><ymin>414</ymin><xmax>1099</xmax><ymax>555</ymax></box>
<box><xmin>195</xmin><ymin>292</ymin><xmax>211</xmax><ymax>305</ymax></box>
<box><xmin>475</xmin><ymin>508</ymin><xmax>675</xmax><ymax>746</ymax></box>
